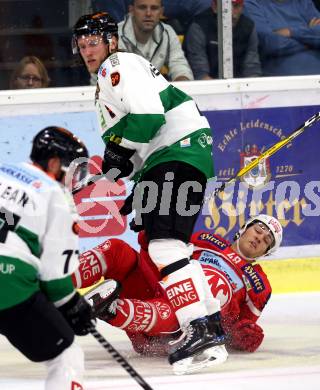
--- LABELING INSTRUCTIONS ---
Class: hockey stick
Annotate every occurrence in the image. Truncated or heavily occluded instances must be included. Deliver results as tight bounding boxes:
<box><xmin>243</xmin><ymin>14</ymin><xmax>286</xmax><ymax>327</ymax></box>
<box><xmin>89</xmin><ymin>326</ymin><xmax>154</xmax><ymax>390</ymax></box>
<box><xmin>209</xmin><ymin>111</ymin><xmax>320</xmax><ymax>198</ymax></box>
<box><xmin>71</xmin><ymin>166</ymin><xmax>128</xmax><ymax>195</ymax></box>
<box><xmin>72</xmin><ymin>173</ymin><xmax>103</xmax><ymax>195</ymax></box>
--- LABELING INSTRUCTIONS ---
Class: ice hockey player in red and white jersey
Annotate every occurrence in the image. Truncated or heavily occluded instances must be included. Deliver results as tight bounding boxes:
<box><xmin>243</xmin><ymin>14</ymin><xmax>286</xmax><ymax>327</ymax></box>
<box><xmin>73</xmin><ymin>214</ymin><xmax>282</xmax><ymax>374</ymax></box>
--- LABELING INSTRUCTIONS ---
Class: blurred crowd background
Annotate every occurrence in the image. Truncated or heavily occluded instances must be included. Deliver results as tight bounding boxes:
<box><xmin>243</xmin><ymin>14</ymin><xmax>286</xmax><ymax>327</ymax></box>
<box><xmin>1</xmin><ymin>0</ymin><xmax>320</xmax><ymax>90</ymax></box>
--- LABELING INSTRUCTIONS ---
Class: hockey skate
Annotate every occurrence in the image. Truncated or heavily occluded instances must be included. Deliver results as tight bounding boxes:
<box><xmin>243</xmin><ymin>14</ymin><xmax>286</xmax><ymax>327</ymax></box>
<box><xmin>84</xmin><ymin>279</ymin><xmax>121</xmax><ymax>321</ymax></box>
<box><xmin>169</xmin><ymin>314</ymin><xmax>228</xmax><ymax>375</ymax></box>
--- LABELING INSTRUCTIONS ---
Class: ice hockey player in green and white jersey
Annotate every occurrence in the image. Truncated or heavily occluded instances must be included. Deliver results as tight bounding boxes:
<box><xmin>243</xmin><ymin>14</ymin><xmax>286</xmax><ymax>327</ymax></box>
<box><xmin>0</xmin><ymin>126</ymin><xmax>92</xmax><ymax>390</ymax></box>
<box><xmin>72</xmin><ymin>12</ymin><xmax>228</xmax><ymax>374</ymax></box>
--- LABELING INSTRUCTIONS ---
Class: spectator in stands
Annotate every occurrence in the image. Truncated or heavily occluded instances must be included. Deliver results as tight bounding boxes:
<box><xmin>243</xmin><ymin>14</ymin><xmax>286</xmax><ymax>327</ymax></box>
<box><xmin>9</xmin><ymin>56</ymin><xmax>50</xmax><ymax>89</ymax></box>
<box><xmin>184</xmin><ymin>0</ymin><xmax>261</xmax><ymax>80</ymax></box>
<box><xmin>244</xmin><ymin>0</ymin><xmax>320</xmax><ymax>76</ymax></box>
<box><xmin>92</xmin><ymin>0</ymin><xmax>211</xmax><ymax>27</ymax></box>
<box><xmin>117</xmin><ymin>0</ymin><xmax>194</xmax><ymax>81</ymax></box>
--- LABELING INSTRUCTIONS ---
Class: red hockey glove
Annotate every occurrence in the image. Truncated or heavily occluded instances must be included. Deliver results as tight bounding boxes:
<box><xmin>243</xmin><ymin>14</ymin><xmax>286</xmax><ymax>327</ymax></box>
<box><xmin>229</xmin><ymin>319</ymin><xmax>264</xmax><ymax>352</ymax></box>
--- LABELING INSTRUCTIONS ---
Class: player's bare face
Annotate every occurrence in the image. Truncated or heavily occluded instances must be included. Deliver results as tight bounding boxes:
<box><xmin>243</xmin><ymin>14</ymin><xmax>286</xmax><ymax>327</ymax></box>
<box><xmin>131</xmin><ymin>0</ymin><xmax>163</xmax><ymax>33</ymax></box>
<box><xmin>78</xmin><ymin>35</ymin><xmax>109</xmax><ymax>73</ymax></box>
<box><xmin>238</xmin><ymin>222</ymin><xmax>274</xmax><ymax>258</ymax></box>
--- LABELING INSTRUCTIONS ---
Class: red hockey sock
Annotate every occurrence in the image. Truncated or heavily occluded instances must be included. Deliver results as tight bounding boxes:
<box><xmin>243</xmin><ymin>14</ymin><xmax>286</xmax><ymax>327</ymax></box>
<box><xmin>72</xmin><ymin>249</ymin><xmax>105</xmax><ymax>288</ymax></box>
<box><xmin>109</xmin><ymin>298</ymin><xmax>178</xmax><ymax>336</ymax></box>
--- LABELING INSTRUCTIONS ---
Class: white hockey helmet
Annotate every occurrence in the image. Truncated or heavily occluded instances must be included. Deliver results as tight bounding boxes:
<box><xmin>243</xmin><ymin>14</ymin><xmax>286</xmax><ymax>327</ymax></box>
<box><xmin>235</xmin><ymin>214</ymin><xmax>283</xmax><ymax>256</ymax></box>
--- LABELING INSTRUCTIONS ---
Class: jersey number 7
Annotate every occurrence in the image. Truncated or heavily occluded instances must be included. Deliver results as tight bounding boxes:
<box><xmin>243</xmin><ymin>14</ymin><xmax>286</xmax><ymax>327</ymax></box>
<box><xmin>0</xmin><ymin>207</ymin><xmax>21</xmax><ymax>243</ymax></box>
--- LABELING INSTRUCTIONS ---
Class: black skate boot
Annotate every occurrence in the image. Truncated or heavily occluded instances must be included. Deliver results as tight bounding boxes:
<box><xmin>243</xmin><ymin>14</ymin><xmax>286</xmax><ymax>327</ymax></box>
<box><xmin>206</xmin><ymin>311</ymin><xmax>228</xmax><ymax>339</ymax></box>
<box><xmin>85</xmin><ymin>279</ymin><xmax>121</xmax><ymax>321</ymax></box>
<box><xmin>168</xmin><ymin>316</ymin><xmax>228</xmax><ymax>375</ymax></box>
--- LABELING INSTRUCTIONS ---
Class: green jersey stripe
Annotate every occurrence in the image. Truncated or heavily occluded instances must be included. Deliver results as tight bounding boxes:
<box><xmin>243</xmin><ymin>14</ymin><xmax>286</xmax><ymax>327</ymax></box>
<box><xmin>159</xmin><ymin>85</ymin><xmax>192</xmax><ymax>113</ymax></box>
<box><xmin>102</xmin><ymin>115</ymin><xmax>126</xmax><ymax>143</ymax></box>
<box><xmin>40</xmin><ymin>274</ymin><xmax>75</xmax><ymax>303</ymax></box>
<box><xmin>124</xmin><ymin>113</ymin><xmax>165</xmax><ymax>142</ymax></box>
<box><xmin>102</xmin><ymin>113</ymin><xmax>165</xmax><ymax>144</ymax></box>
<box><xmin>16</xmin><ymin>225</ymin><xmax>41</xmax><ymax>258</ymax></box>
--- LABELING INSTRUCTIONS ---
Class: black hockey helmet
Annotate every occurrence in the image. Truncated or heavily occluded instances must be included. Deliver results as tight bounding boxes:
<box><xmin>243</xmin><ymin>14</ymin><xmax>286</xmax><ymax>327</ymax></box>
<box><xmin>72</xmin><ymin>11</ymin><xmax>118</xmax><ymax>54</ymax></box>
<box><xmin>30</xmin><ymin>126</ymin><xmax>89</xmax><ymax>183</ymax></box>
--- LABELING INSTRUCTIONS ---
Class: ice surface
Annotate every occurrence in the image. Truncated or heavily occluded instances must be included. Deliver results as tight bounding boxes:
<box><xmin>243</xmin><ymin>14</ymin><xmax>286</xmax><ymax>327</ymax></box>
<box><xmin>1</xmin><ymin>292</ymin><xmax>319</xmax><ymax>389</ymax></box>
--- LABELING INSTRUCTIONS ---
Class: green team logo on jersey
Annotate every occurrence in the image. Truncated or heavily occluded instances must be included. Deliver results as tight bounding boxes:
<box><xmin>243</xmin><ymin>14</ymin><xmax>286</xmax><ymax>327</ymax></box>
<box><xmin>198</xmin><ymin>133</ymin><xmax>213</xmax><ymax>148</ymax></box>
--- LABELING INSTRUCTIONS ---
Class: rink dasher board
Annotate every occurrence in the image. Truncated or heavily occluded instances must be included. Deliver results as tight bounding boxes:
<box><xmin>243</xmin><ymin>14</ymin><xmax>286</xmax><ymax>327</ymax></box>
<box><xmin>1</xmin><ymin>77</ymin><xmax>320</xmax><ymax>261</ymax></box>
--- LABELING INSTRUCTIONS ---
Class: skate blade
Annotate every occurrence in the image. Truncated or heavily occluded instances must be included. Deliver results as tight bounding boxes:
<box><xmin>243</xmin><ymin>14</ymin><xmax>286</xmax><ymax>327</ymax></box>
<box><xmin>85</xmin><ymin>279</ymin><xmax>118</xmax><ymax>304</ymax></box>
<box><xmin>172</xmin><ymin>345</ymin><xmax>228</xmax><ymax>375</ymax></box>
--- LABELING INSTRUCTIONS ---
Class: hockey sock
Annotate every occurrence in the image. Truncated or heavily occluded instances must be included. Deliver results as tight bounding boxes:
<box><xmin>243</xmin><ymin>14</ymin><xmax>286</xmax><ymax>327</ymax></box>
<box><xmin>148</xmin><ymin>238</ymin><xmax>211</xmax><ymax>327</ymax></box>
<box><xmin>190</xmin><ymin>259</ymin><xmax>221</xmax><ymax>315</ymax></box>
<box><xmin>108</xmin><ymin>298</ymin><xmax>179</xmax><ymax>336</ymax></box>
<box><xmin>72</xmin><ymin>247</ymin><xmax>107</xmax><ymax>288</ymax></box>
<box><xmin>160</xmin><ymin>261</ymin><xmax>209</xmax><ymax>327</ymax></box>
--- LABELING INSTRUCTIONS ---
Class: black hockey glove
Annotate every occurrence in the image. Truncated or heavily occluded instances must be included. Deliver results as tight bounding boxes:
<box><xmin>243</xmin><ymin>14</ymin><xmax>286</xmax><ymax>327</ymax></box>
<box><xmin>119</xmin><ymin>184</ymin><xmax>144</xmax><ymax>231</ymax></box>
<box><xmin>119</xmin><ymin>192</ymin><xmax>134</xmax><ymax>216</ymax></box>
<box><xmin>102</xmin><ymin>141</ymin><xmax>135</xmax><ymax>181</ymax></box>
<box><xmin>129</xmin><ymin>218</ymin><xmax>144</xmax><ymax>232</ymax></box>
<box><xmin>120</xmin><ymin>194</ymin><xmax>144</xmax><ymax>231</ymax></box>
<box><xmin>58</xmin><ymin>292</ymin><xmax>93</xmax><ymax>336</ymax></box>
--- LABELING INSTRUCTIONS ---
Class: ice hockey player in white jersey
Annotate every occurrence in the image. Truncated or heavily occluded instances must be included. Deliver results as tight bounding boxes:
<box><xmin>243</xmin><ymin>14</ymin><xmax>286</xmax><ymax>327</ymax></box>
<box><xmin>0</xmin><ymin>126</ymin><xmax>92</xmax><ymax>390</ymax></box>
<box><xmin>72</xmin><ymin>12</ymin><xmax>227</xmax><ymax>374</ymax></box>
